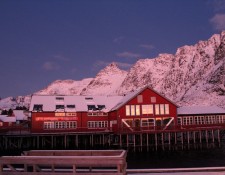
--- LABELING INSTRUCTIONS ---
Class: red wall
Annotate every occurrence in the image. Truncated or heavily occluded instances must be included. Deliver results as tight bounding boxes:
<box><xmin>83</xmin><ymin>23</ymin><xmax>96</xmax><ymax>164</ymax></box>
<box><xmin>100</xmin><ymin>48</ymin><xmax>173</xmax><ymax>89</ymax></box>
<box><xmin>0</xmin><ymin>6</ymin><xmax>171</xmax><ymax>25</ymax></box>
<box><xmin>115</xmin><ymin>88</ymin><xmax>177</xmax><ymax>130</ymax></box>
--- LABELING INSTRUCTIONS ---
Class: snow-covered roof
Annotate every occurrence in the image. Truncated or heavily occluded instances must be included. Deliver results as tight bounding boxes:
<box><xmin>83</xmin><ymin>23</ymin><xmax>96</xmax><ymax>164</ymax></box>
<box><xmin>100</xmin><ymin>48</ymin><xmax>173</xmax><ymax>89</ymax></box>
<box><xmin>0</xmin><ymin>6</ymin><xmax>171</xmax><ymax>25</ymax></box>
<box><xmin>178</xmin><ymin>106</ymin><xmax>225</xmax><ymax>115</ymax></box>
<box><xmin>13</xmin><ymin>110</ymin><xmax>28</xmax><ymax>121</ymax></box>
<box><xmin>0</xmin><ymin>115</ymin><xmax>16</xmax><ymax>122</ymax></box>
<box><xmin>29</xmin><ymin>95</ymin><xmax>124</xmax><ymax>112</ymax></box>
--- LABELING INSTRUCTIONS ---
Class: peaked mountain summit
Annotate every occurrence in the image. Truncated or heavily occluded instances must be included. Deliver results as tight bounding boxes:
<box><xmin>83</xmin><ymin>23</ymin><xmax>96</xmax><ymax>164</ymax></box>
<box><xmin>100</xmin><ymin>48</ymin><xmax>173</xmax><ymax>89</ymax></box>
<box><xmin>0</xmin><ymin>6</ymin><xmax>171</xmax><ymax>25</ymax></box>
<box><xmin>80</xmin><ymin>62</ymin><xmax>128</xmax><ymax>95</ymax></box>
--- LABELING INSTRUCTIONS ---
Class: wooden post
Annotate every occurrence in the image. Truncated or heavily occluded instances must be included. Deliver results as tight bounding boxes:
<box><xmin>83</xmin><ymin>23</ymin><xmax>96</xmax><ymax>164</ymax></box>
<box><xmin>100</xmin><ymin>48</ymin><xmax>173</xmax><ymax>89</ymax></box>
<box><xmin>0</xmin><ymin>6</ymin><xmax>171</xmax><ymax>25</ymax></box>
<box><xmin>193</xmin><ymin>131</ymin><xmax>196</xmax><ymax>144</ymax></box>
<box><xmin>147</xmin><ymin>133</ymin><xmax>149</xmax><ymax>152</ymax></box>
<box><xmin>140</xmin><ymin>134</ymin><xmax>142</xmax><ymax>152</ymax></box>
<box><xmin>217</xmin><ymin>129</ymin><xmax>220</xmax><ymax>146</ymax></box>
<box><xmin>161</xmin><ymin>133</ymin><xmax>164</xmax><ymax>150</ymax></box>
<box><xmin>64</xmin><ymin>135</ymin><xmax>67</xmax><ymax>149</ymax></box>
<box><xmin>199</xmin><ymin>130</ymin><xmax>202</xmax><ymax>144</ymax></box>
<box><xmin>168</xmin><ymin>132</ymin><xmax>171</xmax><ymax>150</ymax></box>
<box><xmin>76</xmin><ymin>135</ymin><xmax>79</xmax><ymax>148</ymax></box>
<box><xmin>126</xmin><ymin>134</ymin><xmax>129</xmax><ymax>148</ymax></box>
<box><xmin>134</xmin><ymin>134</ymin><xmax>136</xmax><ymax>152</ymax></box>
<box><xmin>37</xmin><ymin>136</ymin><xmax>39</xmax><ymax>149</ymax></box>
<box><xmin>155</xmin><ymin>133</ymin><xmax>157</xmax><ymax>151</ymax></box>
<box><xmin>119</xmin><ymin>134</ymin><xmax>122</xmax><ymax>148</ymax></box>
<box><xmin>205</xmin><ymin>130</ymin><xmax>208</xmax><ymax>145</ymax></box>
<box><xmin>174</xmin><ymin>132</ymin><xmax>177</xmax><ymax>145</ymax></box>
<box><xmin>212</xmin><ymin>130</ymin><xmax>215</xmax><ymax>143</ymax></box>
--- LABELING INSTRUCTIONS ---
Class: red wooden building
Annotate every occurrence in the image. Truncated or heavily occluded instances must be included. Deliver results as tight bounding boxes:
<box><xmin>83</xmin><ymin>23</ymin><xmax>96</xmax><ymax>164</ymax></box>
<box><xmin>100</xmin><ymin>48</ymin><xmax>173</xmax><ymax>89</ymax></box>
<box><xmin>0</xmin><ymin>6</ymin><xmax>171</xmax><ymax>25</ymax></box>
<box><xmin>29</xmin><ymin>86</ymin><xmax>225</xmax><ymax>133</ymax></box>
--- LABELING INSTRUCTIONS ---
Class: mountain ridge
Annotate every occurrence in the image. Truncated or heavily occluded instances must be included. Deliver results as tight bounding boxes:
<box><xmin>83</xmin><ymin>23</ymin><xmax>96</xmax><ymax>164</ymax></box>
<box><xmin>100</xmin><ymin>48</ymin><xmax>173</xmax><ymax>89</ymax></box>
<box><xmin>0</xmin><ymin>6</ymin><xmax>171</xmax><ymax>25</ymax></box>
<box><xmin>0</xmin><ymin>31</ymin><xmax>224</xmax><ymax>109</ymax></box>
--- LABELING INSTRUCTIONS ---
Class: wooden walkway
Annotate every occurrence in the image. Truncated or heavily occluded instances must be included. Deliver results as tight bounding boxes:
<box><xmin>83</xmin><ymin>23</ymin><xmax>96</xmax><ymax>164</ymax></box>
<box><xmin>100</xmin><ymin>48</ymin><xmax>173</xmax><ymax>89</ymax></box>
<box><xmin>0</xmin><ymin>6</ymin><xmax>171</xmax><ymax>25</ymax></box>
<box><xmin>0</xmin><ymin>150</ymin><xmax>127</xmax><ymax>175</ymax></box>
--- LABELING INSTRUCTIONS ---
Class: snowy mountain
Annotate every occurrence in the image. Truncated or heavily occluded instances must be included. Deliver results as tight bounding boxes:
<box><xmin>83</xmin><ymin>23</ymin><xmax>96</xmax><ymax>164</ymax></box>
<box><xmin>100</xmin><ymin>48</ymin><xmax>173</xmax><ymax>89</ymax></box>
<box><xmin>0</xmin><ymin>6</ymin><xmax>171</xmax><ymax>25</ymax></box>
<box><xmin>117</xmin><ymin>31</ymin><xmax>225</xmax><ymax>108</ymax></box>
<box><xmin>0</xmin><ymin>31</ymin><xmax>224</xmax><ymax>109</ymax></box>
<box><xmin>80</xmin><ymin>63</ymin><xmax>127</xmax><ymax>95</ymax></box>
<box><xmin>35</xmin><ymin>78</ymin><xmax>93</xmax><ymax>95</ymax></box>
<box><xmin>0</xmin><ymin>96</ymin><xmax>31</xmax><ymax>110</ymax></box>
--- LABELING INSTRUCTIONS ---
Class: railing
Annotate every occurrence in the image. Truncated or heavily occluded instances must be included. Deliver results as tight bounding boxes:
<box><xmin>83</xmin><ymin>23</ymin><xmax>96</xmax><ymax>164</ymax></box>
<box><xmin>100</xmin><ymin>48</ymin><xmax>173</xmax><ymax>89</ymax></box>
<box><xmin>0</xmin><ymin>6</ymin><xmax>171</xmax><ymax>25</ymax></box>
<box><xmin>0</xmin><ymin>150</ymin><xmax>127</xmax><ymax>175</ymax></box>
<box><xmin>1</xmin><ymin>123</ymin><xmax>225</xmax><ymax>135</ymax></box>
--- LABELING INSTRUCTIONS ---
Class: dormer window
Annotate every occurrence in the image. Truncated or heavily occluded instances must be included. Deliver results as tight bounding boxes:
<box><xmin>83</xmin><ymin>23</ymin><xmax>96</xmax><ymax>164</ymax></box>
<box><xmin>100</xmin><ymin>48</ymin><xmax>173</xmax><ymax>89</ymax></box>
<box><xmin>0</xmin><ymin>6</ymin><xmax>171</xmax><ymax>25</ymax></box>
<box><xmin>33</xmin><ymin>104</ymin><xmax>43</xmax><ymax>111</ymax></box>
<box><xmin>97</xmin><ymin>105</ymin><xmax>106</xmax><ymax>110</ymax></box>
<box><xmin>85</xmin><ymin>97</ymin><xmax>93</xmax><ymax>100</ymax></box>
<box><xmin>88</xmin><ymin>105</ymin><xmax>97</xmax><ymax>111</ymax></box>
<box><xmin>56</xmin><ymin>97</ymin><xmax>64</xmax><ymax>101</ymax></box>
<box><xmin>56</xmin><ymin>105</ymin><xmax>65</xmax><ymax>109</ymax></box>
<box><xmin>66</xmin><ymin>105</ymin><xmax>75</xmax><ymax>109</ymax></box>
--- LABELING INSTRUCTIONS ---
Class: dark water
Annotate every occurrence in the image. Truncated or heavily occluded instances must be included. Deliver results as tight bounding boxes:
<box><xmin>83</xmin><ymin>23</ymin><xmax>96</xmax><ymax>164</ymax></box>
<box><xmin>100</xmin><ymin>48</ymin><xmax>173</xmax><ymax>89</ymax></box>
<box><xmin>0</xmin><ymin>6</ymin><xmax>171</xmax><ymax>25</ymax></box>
<box><xmin>1</xmin><ymin>143</ymin><xmax>225</xmax><ymax>169</ymax></box>
<box><xmin>127</xmin><ymin>144</ymin><xmax>225</xmax><ymax>169</ymax></box>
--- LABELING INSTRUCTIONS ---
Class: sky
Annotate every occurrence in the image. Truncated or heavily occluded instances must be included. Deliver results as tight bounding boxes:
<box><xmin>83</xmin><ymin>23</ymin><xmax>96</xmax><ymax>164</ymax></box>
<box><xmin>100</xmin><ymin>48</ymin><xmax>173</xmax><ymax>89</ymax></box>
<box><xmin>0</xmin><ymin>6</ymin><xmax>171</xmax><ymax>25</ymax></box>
<box><xmin>0</xmin><ymin>0</ymin><xmax>225</xmax><ymax>98</ymax></box>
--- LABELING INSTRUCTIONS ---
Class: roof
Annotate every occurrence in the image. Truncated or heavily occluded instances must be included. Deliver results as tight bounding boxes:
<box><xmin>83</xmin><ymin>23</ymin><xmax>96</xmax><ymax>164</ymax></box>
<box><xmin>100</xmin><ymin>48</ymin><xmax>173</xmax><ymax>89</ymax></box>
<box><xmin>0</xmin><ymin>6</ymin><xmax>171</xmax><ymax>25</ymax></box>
<box><xmin>0</xmin><ymin>115</ymin><xmax>16</xmax><ymax>122</ymax></box>
<box><xmin>13</xmin><ymin>110</ymin><xmax>28</xmax><ymax>121</ymax></box>
<box><xmin>29</xmin><ymin>95</ymin><xmax>124</xmax><ymax>112</ymax></box>
<box><xmin>178</xmin><ymin>106</ymin><xmax>225</xmax><ymax>115</ymax></box>
<box><xmin>111</xmin><ymin>86</ymin><xmax>177</xmax><ymax>111</ymax></box>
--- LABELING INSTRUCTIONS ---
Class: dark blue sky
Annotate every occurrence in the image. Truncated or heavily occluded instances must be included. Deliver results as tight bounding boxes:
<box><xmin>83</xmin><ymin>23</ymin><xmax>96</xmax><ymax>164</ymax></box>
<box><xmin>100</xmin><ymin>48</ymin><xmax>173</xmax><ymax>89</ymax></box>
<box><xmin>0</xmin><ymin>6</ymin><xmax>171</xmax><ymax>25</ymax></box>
<box><xmin>0</xmin><ymin>0</ymin><xmax>225</xmax><ymax>98</ymax></box>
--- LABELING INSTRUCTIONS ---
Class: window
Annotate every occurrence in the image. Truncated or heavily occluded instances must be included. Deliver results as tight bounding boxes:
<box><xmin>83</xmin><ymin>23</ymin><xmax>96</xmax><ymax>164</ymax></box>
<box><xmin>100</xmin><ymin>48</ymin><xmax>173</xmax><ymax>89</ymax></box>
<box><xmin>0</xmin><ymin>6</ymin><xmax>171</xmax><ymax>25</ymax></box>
<box><xmin>154</xmin><ymin>104</ymin><xmax>169</xmax><ymax>115</ymax></box>
<box><xmin>66</xmin><ymin>121</ymin><xmax>77</xmax><ymax>128</ymax></box>
<box><xmin>33</xmin><ymin>104</ymin><xmax>43</xmax><ymax>111</ymax></box>
<box><xmin>43</xmin><ymin>121</ymin><xmax>77</xmax><ymax>129</ymax></box>
<box><xmin>137</xmin><ymin>95</ymin><xmax>143</xmax><ymax>103</ymax></box>
<box><xmin>131</xmin><ymin>105</ymin><xmax>135</xmax><ymax>116</ymax></box>
<box><xmin>165</xmin><ymin>104</ymin><xmax>169</xmax><ymax>114</ymax></box>
<box><xmin>136</xmin><ymin>105</ymin><xmax>140</xmax><ymax>115</ymax></box>
<box><xmin>56</xmin><ymin>105</ymin><xmax>64</xmax><ymax>109</ymax></box>
<box><xmin>55</xmin><ymin>112</ymin><xmax>65</xmax><ymax>116</ymax></box>
<box><xmin>151</xmin><ymin>97</ymin><xmax>156</xmax><ymax>103</ymax></box>
<box><xmin>141</xmin><ymin>118</ymin><xmax>155</xmax><ymax>127</ymax></box>
<box><xmin>177</xmin><ymin>117</ymin><xmax>182</xmax><ymax>125</ymax></box>
<box><xmin>126</xmin><ymin>105</ymin><xmax>141</xmax><ymax>116</ymax></box>
<box><xmin>56</xmin><ymin>97</ymin><xmax>64</xmax><ymax>101</ymax></box>
<box><xmin>66</xmin><ymin>112</ymin><xmax>76</xmax><ymax>116</ymax></box>
<box><xmin>160</xmin><ymin>104</ymin><xmax>165</xmax><ymax>115</ymax></box>
<box><xmin>126</xmin><ymin>105</ymin><xmax>130</xmax><ymax>116</ymax></box>
<box><xmin>88</xmin><ymin>105</ymin><xmax>97</xmax><ymax>111</ymax></box>
<box><xmin>85</xmin><ymin>97</ymin><xmax>93</xmax><ymax>100</ymax></box>
<box><xmin>194</xmin><ymin>116</ymin><xmax>204</xmax><ymax>124</ymax></box>
<box><xmin>182</xmin><ymin>116</ymin><xmax>193</xmax><ymax>125</ymax></box>
<box><xmin>87</xmin><ymin>121</ymin><xmax>108</xmax><ymax>128</ymax></box>
<box><xmin>66</xmin><ymin>105</ymin><xmax>75</xmax><ymax>109</ymax></box>
<box><xmin>87</xmin><ymin>112</ymin><xmax>108</xmax><ymax>116</ymax></box>
<box><xmin>97</xmin><ymin>105</ymin><xmax>106</xmax><ymax>110</ymax></box>
<box><xmin>43</xmin><ymin>122</ymin><xmax>54</xmax><ymax>129</ymax></box>
<box><xmin>142</xmin><ymin>105</ymin><xmax>153</xmax><ymax>115</ymax></box>
<box><xmin>155</xmin><ymin>104</ymin><xmax>160</xmax><ymax>115</ymax></box>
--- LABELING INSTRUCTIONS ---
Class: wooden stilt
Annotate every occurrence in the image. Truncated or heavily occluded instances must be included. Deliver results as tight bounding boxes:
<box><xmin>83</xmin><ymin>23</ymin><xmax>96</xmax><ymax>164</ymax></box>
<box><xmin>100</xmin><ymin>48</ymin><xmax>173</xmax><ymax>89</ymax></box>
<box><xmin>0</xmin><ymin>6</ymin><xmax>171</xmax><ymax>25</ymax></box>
<box><xmin>217</xmin><ymin>129</ymin><xmax>220</xmax><ymax>146</ymax></box>
<box><xmin>119</xmin><ymin>134</ymin><xmax>122</xmax><ymax>148</ymax></box>
<box><xmin>155</xmin><ymin>133</ymin><xmax>157</xmax><ymax>151</ymax></box>
<box><xmin>168</xmin><ymin>132</ymin><xmax>171</xmax><ymax>150</ymax></box>
<box><xmin>161</xmin><ymin>133</ymin><xmax>164</xmax><ymax>150</ymax></box>
<box><xmin>147</xmin><ymin>133</ymin><xmax>149</xmax><ymax>152</ymax></box>
<box><xmin>199</xmin><ymin>130</ymin><xmax>202</xmax><ymax>144</ymax></box>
